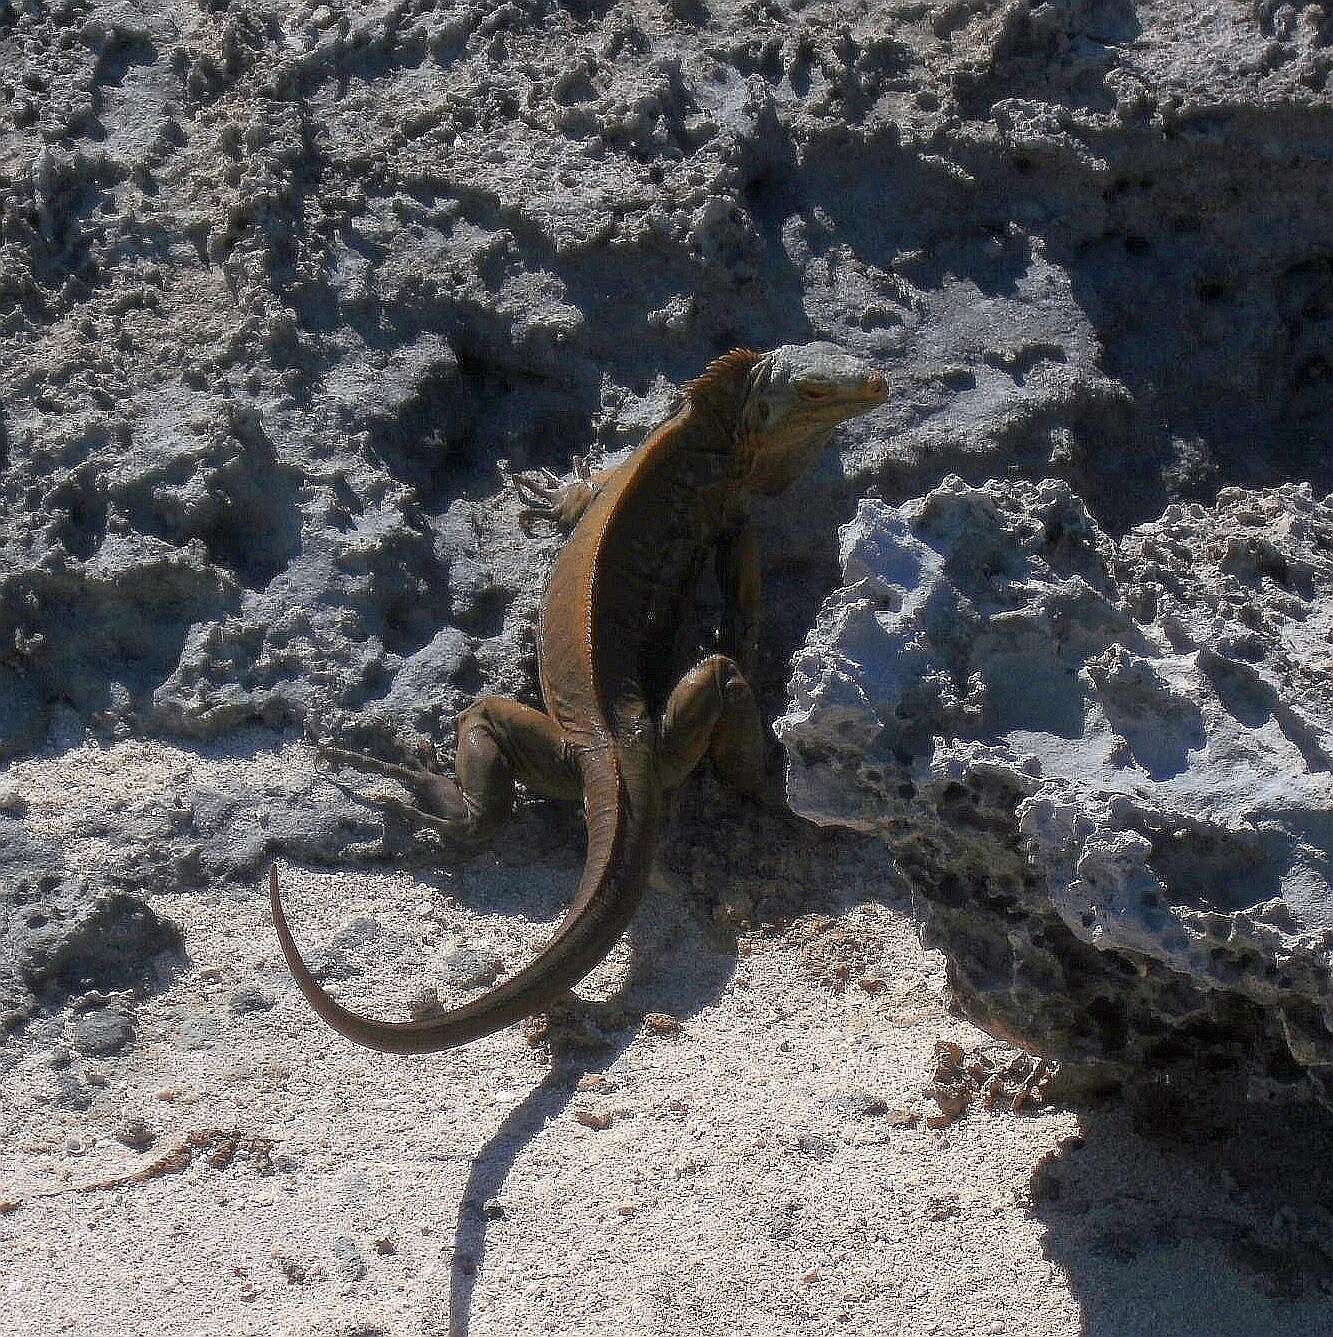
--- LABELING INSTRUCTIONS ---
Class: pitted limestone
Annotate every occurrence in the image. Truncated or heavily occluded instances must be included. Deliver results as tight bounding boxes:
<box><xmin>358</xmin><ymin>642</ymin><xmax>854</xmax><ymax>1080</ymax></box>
<box><xmin>779</xmin><ymin>477</ymin><xmax>1333</xmax><ymax>1099</ymax></box>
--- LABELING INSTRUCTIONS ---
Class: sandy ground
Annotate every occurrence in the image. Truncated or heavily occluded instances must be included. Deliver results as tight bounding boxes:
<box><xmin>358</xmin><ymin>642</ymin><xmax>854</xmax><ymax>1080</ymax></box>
<box><xmin>2</xmin><ymin>735</ymin><xmax>1331</xmax><ymax>1337</ymax></box>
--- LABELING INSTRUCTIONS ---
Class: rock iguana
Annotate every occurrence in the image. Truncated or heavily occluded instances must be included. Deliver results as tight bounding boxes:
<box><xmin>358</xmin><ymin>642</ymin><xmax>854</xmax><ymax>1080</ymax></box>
<box><xmin>270</xmin><ymin>343</ymin><xmax>887</xmax><ymax>1051</ymax></box>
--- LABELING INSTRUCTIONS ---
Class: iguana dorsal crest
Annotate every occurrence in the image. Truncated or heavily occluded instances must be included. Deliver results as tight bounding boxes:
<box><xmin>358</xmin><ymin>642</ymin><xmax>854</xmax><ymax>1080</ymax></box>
<box><xmin>682</xmin><ymin>347</ymin><xmax>762</xmax><ymax>403</ymax></box>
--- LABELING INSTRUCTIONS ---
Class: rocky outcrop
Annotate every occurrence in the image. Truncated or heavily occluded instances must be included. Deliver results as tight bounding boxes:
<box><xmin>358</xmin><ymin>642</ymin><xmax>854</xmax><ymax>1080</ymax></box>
<box><xmin>779</xmin><ymin>477</ymin><xmax>1333</xmax><ymax>1100</ymax></box>
<box><xmin>3</xmin><ymin>0</ymin><xmax>1333</xmax><ymax>1079</ymax></box>
<box><xmin>3</xmin><ymin>2</ymin><xmax>1333</xmax><ymax>758</ymax></box>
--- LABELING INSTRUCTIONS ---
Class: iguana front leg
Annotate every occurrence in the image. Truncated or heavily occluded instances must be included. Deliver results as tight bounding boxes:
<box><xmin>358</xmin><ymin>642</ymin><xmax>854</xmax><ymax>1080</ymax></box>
<box><xmin>714</xmin><ymin>513</ymin><xmax>762</xmax><ymax>683</ymax></box>
<box><xmin>512</xmin><ymin>454</ymin><xmax>619</xmax><ymax>535</ymax></box>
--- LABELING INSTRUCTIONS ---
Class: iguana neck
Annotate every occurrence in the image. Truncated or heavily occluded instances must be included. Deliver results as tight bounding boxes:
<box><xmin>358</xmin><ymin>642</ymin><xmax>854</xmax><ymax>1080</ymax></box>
<box><xmin>680</xmin><ymin>347</ymin><xmax>761</xmax><ymax>458</ymax></box>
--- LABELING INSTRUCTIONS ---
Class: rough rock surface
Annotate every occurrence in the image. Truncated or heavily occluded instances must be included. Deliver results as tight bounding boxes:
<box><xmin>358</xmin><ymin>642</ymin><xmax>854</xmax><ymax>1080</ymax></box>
<box><xmin>3</xmin><ymin>0</ymin><xmax>1333</xmax><ymax>759</ymax></box>
<box><xmin>2</xmin><ymin>0</ymin><xmax>1330</xmax><ymax>1032</ymax></box>
<box><xmin>3</xmin><ymin>0</ymin><xmax>1333</xmax><ymax>1332</ymax></box>
<box><xmin>780</xmin><ymin>476</ymin><xmax>1333</xmax><ymax>1098</ymax></box>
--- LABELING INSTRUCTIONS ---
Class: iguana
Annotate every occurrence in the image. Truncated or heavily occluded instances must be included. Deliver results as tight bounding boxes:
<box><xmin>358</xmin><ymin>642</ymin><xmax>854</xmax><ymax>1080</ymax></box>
<box><xmin>270</xmin><ymin>343</ymin><xmax>886</xmax><ymax>1052</ymax></box>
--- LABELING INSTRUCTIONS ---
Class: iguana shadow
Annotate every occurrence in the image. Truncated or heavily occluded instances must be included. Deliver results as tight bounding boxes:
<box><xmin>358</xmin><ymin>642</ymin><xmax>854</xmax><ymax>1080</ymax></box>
<box><xmin>440</xmin><ymin>865</ymin><xmax>740</xmax><ymax>1337</ymax></box>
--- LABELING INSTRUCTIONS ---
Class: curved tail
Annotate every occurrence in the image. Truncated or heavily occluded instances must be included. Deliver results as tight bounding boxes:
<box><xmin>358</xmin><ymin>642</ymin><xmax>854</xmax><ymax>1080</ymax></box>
<box><xmin>269</xmin><ymin>751</ymin><xmax>659</xmax><ymax>1053</ymax></box>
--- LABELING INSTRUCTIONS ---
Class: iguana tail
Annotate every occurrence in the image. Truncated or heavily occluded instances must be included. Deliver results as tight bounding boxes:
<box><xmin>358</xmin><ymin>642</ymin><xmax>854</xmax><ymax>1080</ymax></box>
<box><xmin>268</xmin><ymin>750</ymin><xmax>660</xmax><ymax>1053</ymax></box>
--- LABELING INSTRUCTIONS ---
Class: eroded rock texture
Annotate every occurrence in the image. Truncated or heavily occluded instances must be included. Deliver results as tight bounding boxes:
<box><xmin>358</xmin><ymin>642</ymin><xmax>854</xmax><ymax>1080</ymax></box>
<box><xmin>779</xmin><ymin>477</ymin><xmax>1333</xmax><ymax>1098</ymax></box>
<box><xmin>3</xmin><ymin>1</ymin><xmax>1333</xmax><ymax>755</ymax></box>
<box><xmin>1</xmin><ymin>4</ymin><xmax>1332</xmax><ymax>1054</ymax></box>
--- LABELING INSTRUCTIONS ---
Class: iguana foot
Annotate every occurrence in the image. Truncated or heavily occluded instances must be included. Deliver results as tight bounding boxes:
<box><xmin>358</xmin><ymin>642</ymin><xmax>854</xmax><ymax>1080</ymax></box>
<box><xmin>317</xmin><ymin>741</ymin><xmax>477</xmax><ymax>841</ymax></box>
<box><xmin>363</xmin><ymin>790</ymin><xmax>480</xmax><ymax>842</ymax></box>
<box><xmin>658</xmin><ymin>654</ymin><xmax>768</xmax><ymax>798</ymax></box>
<box><xmin>512</xmin><ymin>455</ymin><xmax>602</xmax><ymax>535</ymax></box>
<box><xmin>317</xmin><ymin>698</ymin><xmax>581</xmax><ymax>846</ymax></box>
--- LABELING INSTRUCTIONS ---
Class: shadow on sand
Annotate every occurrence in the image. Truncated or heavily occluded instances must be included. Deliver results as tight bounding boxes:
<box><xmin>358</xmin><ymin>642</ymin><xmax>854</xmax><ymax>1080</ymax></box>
<box><xmin>440</xmin><ymin>863</ymin><xmax>742</xmax><ymax>1337</ymax></box>
<box><xmin>1032</xmin><ymin>1083</ymin><xmax>1333</xmax><ymax>1337</ymax></box>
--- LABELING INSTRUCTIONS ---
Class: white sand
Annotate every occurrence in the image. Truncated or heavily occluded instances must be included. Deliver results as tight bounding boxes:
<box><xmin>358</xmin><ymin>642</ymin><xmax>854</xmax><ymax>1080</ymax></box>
<box><xmin>2</xmin><ymin>738</ymin><xmax>1329</xmax><ymax>1336</ymax></box>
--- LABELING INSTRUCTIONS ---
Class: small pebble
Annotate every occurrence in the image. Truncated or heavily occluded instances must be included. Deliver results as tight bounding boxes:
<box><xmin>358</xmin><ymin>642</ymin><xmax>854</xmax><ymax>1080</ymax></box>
<box><xmin>574</xmin><ymin>1107</ymin><xmax>612</xmax><ymax>1131</ymax></box>
<box><xmin>829</xmin><ymin>1089</ymin><xmax>888</xmax><ymax>1120</ymax></box>
<box><xmin>115</xmin><ymin>1117</ymin><xmax>156</xmax><ymax>1151</ymax></box>
<box><xmin>332</xmin><ymin>1236</ymin><xmax>366</xmax><ymax>1281</ymax></box>
<box><xmin>795</xmin><ymin>1131</ymin><xmax>836</xmax><ymax>1158</ymax></box>
<box><xmin>229</xmin><ymin>987</ymin><xmax>275</xmax><ymax>1015</ymax></box>
<box><xmin>72</xmin><ymin>1008</ymin><xmax>135</xmax><ymax>1058</ymax></box>
<box><xmin>177</xmin><ymin>1012</ymin><xmax>220</xmax><ymax>1051</ymax></box>
<box><xmin>277</xmin><ymin>1254</ymin><xmax>311</xmax><ymax>1284</ymax></box>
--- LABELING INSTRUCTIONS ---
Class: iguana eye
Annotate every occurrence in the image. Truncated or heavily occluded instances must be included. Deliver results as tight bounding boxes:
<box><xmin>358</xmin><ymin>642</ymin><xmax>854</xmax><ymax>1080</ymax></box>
<box><xmin>799</xmin><ymin>384</ymin><xmax>832</xmax><ymax>400</ymax></box>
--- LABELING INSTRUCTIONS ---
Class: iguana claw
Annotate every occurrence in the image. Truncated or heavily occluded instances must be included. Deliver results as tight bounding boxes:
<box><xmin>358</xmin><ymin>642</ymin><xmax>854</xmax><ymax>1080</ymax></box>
<box><xmin>365</xmin><ymin>790</ymin><xmax>474</xmax><ymax>840</ymax></box>
<box><xmin>513</xmin><ymin>467</ymin><xmax>569</xmax><ymax>535</ymax></box>
<box><xmin>514</xmin><ymin>471</ymin><xmax>599</xmax><ymax>534</ymax></box>
<box><xmin>316</xmin><ymin>741</ymin><xmax>475</xmax><ymax>838</ymax></box>
<box><xmin>512</xmin><ymin>467</ymin><xmax>562</xmax><ymax>505</ymax></box>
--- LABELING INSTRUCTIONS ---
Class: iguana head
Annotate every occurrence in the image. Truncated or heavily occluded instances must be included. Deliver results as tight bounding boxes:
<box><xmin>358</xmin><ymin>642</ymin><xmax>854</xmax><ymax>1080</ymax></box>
<box><xmin>731</xmin><ymin>342</ymin><xmax>887</xmax><ymax>494</ymax></box>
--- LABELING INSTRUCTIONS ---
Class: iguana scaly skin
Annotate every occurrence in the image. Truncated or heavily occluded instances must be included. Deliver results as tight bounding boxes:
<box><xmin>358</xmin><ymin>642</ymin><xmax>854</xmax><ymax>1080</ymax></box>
<box><xmin>270</xmin><ymin>343</ymin><xmax>887</xmax><ymax>1052</ymax></box>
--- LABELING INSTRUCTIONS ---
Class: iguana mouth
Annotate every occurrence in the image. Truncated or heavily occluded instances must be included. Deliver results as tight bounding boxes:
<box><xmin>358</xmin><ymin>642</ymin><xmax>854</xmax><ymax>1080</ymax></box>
<box><xmin>821</xmin><ymin>372</ymin><xmax>888</xmax><ymax>411</ymax></box>
<box><xmin>818</xmin><ymin>373</ymin><xmax>887</xmax><ymax>418</ymax></box>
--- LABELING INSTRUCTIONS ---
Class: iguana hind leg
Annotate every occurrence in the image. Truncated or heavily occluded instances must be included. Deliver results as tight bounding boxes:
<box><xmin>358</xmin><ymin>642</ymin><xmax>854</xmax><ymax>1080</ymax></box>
<box><xmin>657</xmin><ymin>654</ymin><xmax>765</xmax><ymax>796</ymax></box>
<box><xmin>320</xmin><ymin>698</ymin><xmax>580</xmax><ymax>840</ymax></box>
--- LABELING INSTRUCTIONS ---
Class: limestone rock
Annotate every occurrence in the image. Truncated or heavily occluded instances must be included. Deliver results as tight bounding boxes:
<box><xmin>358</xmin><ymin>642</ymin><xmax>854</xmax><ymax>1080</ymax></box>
<box><xmin>779</xmin><ymin>476</ymin><xmax>1333</xmax><ymax>1101</ymax></box>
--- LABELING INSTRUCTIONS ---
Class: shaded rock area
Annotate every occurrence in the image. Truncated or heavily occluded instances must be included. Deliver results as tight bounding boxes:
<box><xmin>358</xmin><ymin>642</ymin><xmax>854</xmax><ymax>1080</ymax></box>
<box><xmin>0</xmin><ymin>725</ymin><xmax>396</xmax><ymax>1039</ymax></box>
<box><xmin>0</xmin><ymin>810</ymin><xmax>184</xmax><ymax>1036</ymax></box>
<box><xmin>779</xmin><ymin>477</ymin><xmax>1333</xmax><ymax>1101</ymax></box>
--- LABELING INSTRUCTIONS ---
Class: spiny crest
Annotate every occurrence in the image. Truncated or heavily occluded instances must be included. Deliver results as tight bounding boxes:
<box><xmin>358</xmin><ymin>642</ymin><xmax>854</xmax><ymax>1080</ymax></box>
<box><xmin>682</xmin><ymin>347</ymin><xmax>762</xmax><ymax>401</ymax></box>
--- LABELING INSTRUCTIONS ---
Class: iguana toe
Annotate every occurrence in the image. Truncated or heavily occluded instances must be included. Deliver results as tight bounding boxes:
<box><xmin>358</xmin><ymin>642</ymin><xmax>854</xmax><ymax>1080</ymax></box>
<box><xmin>318</xmin><ymin>742</ymin><xmax>478</xmax><ymax>836</ymax></box>
<box><xmin>368</xmin><ymin>791</ymin><xmax>479</xmax><ymax>843</ymax></box>
<box><xmin>512</xmin><ymin>469</ymin><xmax>561</xmax><ymax>505</ymax></box>
<box><xmin>316</xmin><ymin>742</ymin><xmax>426</xmax><ymax>788</ymax></box>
